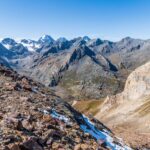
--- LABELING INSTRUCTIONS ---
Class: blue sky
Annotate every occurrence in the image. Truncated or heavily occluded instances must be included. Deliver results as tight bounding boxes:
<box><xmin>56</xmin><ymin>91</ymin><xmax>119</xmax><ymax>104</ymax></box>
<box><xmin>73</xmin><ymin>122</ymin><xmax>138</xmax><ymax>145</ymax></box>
<box><xmin>0</xmin><ymin>0</ymin><xmax>150</xmax><ymax>41</ymax></box>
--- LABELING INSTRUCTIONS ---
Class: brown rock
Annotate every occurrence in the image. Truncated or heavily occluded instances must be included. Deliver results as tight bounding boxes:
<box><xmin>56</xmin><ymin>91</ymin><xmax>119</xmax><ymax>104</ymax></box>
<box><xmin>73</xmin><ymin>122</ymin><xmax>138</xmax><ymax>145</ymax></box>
<box><xmin>80</xmin><ymin>143</ymin><xmax>88</xmax><ymax>149</ymax></box>
<box><xmin>0</xmin><ymin>113</ymin><xmax>3</xmax><ymax>120</ymax></box>
<box><xmin>21</xmin><ymin>138</ymin><xmax>44</xmax><ymax>150</ymax></box>
<box><xmin>52</xmin><ymin>142</ymin><xmax>59</xmax><ymax>149</ymax></box>
<box><xmin>21</xmin><ymin>78</ymin><xmax>29</xmax><ymax>85</ymax></box>
<box><xmin>4</xmin><ymin>82</ymin><xmax>14</xmax><ymax>91</ymax></box>
<box><xmin>5</xmin><ymin>117</ymin><xmax>23</xmax><ymax>130</ymax></box>
<box><xmin>8</xmin><ymin>144</ymin><xmax>21</xmax><ymax>150</ymax></box>
<box><xmin>22</xmin><ymin>119</ymin><xmax>34</xmax><ymax>131</ymax></box>
<box><xmin>75</xmin><ymin>137</ymin><xmax>81</xmax><ymax>143</ymax></box>
<box><xmin>42</xmin><ymin>114</ymin><xmax>52</xmax><ymax>122</ymax></box>
<box><xmin>23</xmin><ymin>84</ymin><xmax>32</xmax><ymax>91</ymax></box>
<box><xmin>58</xmin><ymin>148</ymin><xmax>66</xmax><ymax>150</ymax></box>
<box><xmin>14</xmin><ymin>83</ymin><xmax>22</xmax><ymax>91</ymax></box>
<box><xmin>74</xmin><ymin>144</ymin><xmax>81</xmax><ymax>150</ymax></box>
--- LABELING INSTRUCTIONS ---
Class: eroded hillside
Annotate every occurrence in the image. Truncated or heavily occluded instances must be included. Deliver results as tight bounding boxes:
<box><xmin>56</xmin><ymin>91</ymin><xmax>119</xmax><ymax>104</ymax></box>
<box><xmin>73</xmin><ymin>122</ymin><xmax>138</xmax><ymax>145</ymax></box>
<box><xmin>0</xmin><ymin>65</ymin><xmax>132</xmax><ymax>150</ymax></box>
<box><xmin>95</xmin><ymin>62</ymin><xmax>150</xmax><ymax>149</ymax></box>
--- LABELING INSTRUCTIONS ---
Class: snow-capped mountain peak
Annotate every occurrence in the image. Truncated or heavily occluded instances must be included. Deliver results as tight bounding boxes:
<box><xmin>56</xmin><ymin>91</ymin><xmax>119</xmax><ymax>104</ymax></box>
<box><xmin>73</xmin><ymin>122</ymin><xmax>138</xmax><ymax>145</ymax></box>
<box><xmin>20</xmin><ymin>39</ymin><xmax>39</xmax><ymax>52</ymax></box>
<box><xmin>38</xmin><ymin>35</ymin><xmax>54</xmax><ymax>44</ymax></box>
<box><xmin>83</xmin><ymin>36</ymin><xmax>91</xmax><ymax>42</ymax></box>
<box><xmin>1</xmin><ymin>38</ymin><xmax>17</xmax><ymax>49</ymax></box>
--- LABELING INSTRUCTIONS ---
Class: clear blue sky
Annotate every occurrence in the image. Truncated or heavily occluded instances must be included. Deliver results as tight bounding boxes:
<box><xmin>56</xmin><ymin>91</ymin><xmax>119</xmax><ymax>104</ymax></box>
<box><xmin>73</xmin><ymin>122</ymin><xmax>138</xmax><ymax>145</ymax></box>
<box><xmin>0</xmin><ymin>0</ymin><xmax>150</xmax><ymax>41</ymax></box>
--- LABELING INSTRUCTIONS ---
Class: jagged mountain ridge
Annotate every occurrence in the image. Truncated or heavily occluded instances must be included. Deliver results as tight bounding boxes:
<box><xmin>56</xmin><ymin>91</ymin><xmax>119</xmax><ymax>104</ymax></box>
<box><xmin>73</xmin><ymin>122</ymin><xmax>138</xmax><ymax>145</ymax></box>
<box><xmin>26</xmin><ymin>44</ymin><xmax>120</xmax><ymax>99</ymax></box>
<box><xmin>1</xmin><ymin>36</ymin><xmax>150</xmax><ymax>99</ymax></box>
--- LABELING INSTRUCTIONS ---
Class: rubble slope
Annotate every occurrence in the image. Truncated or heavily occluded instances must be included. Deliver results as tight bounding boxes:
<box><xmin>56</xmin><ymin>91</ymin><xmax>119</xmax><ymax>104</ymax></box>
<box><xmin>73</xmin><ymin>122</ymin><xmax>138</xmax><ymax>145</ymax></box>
<box><xmin>0</xmin><ymin>65</ymin><xmax>131</xmax><ymax>150</ymax></box>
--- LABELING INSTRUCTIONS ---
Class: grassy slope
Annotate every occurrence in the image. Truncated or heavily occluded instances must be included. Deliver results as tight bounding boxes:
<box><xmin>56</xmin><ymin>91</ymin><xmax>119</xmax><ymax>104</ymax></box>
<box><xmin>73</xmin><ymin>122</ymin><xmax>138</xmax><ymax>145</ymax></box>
<box><xmin>74</xmin><ymin>99</ymin><xmax>104</xmax><ymax>116</ymax></box>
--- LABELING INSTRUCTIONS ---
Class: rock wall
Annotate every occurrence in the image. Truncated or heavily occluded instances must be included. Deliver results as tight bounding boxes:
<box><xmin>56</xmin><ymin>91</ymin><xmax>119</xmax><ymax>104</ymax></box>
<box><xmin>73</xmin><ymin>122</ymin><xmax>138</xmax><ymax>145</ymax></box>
<box><xmin>123</xmin><ymin>61</ymin><xmax>150</xmax><ymax>101</ymax></box>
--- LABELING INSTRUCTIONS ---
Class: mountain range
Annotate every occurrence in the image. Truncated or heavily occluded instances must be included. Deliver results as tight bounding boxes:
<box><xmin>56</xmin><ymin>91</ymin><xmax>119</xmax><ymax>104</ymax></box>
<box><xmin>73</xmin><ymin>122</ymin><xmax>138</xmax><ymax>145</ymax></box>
<box><xmin>1</xmin><ymin>35</ymin><xmax>150</xmax><ymax>99</ymax></box>
<box><xmin>0</xmin><ymin>35</ymin><xmax>150</xmax><ymax>149</ymax></box>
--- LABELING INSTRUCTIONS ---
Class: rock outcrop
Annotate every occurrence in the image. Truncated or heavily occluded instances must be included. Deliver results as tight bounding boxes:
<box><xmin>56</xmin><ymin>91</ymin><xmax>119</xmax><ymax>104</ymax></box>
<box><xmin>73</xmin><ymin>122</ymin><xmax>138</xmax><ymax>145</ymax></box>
<box><xmin>95</xmin><ymin>62</ymin><xmax>150</xmax><ymax>149</ymax></box>
<box><xmin>123</xmin><ymin>61</ymin><xmax>150</xmax><ymax>101</ymax></box>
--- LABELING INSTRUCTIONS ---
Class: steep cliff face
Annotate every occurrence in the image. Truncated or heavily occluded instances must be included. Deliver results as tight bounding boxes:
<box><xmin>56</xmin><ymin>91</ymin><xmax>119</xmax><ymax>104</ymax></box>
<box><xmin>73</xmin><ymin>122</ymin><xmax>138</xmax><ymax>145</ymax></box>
<box><xmin>95</xmin><ymin>62</ymin><xmax>150</xmax><ymax>149</ymax></box>
<box><xmin>123</xmin><ymin>61</ymin><xmax>150</xmax><ymax>101</ymax></box>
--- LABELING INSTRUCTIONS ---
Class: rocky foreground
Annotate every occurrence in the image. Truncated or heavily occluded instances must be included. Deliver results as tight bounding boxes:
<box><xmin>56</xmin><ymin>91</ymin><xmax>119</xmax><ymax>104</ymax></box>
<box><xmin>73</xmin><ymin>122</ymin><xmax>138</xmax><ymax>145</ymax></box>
<box><xmin>0</xmin><ymin>65</ymin><xmax>132</xmax><ymax>150</ymax></box>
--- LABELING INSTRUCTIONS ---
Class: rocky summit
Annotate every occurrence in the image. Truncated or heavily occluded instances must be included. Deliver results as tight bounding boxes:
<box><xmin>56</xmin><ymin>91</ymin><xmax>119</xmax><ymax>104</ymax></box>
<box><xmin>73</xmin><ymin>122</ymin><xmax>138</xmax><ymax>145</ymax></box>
<box><xmin>0</xmin><ymin>65</ymin><xmax>132</xmax><ymax>150</ymax></box>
